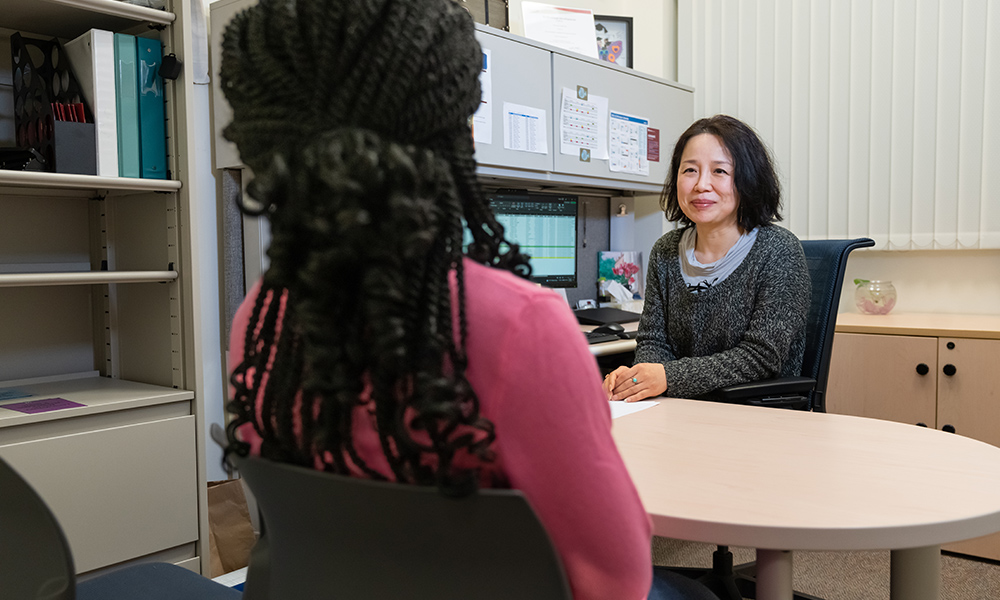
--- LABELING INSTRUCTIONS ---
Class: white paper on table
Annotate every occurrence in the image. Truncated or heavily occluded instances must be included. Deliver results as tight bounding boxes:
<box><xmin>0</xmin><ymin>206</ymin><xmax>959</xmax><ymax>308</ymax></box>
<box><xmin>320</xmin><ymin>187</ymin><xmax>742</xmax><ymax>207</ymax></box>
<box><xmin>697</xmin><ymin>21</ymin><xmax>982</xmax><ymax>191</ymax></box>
<box><xmin>560</xmin><ymin>88</ymin><xmax>608</xmax><ymax>159</ymax></box>
<box><xmin>503</xmin><ymin>102</ymin><xmax>548</xmax><ymax>154</ymax></box>
<box><xmin>521</xmin><ymin>2</ymin><xmax>599</xmax><ymax>59</ymax></box>
<box><xmin>609</xmin><ymin>400</ymin><xmax>659</xmax><ymax>419</ymax></box>
<box><xmin>472</xmin><ymin>49</ymin><xmax>492</xmax><ymax>145</ymax></box>
<box><xmin>609</xmin><ymin>110</ymin><xmax>650</xmax><ymax>176</ymax></box>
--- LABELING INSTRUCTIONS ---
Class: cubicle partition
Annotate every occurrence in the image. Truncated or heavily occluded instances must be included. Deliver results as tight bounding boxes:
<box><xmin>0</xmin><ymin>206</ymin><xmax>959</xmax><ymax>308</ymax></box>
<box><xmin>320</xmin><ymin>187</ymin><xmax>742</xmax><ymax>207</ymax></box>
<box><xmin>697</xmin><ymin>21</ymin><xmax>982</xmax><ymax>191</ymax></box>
<box><xmin>208</xmin><ymin>3</ymin><xmax>694</xmax><ymax>307</ymax></box>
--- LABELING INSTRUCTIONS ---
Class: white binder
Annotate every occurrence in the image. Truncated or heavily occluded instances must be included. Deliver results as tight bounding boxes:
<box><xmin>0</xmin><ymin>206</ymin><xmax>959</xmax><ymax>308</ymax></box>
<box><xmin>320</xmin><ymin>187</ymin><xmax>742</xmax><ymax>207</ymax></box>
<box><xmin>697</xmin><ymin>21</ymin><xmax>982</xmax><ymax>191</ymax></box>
<box><xmin>63</xmin><ymin>29</ymin><xmax>119</xmax><ymax>177</ymax></box>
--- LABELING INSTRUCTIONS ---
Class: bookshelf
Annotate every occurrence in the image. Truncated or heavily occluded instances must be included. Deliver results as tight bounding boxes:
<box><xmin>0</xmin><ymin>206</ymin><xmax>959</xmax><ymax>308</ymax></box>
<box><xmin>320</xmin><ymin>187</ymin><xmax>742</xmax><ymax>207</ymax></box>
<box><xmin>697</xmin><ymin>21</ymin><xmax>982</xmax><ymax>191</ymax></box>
<box><xmin>0</xmin><ymin>0</ymin><xmax>213</xmax><ymax>577</ymax></box>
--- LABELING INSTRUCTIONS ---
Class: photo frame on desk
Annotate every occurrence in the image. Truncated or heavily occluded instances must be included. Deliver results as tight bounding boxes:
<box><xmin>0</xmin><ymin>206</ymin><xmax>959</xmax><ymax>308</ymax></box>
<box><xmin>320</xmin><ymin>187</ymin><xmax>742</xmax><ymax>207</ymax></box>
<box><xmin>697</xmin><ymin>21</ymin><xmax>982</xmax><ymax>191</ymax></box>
<box><xmin>594</xmin><ymin>15</ymin><xmax>633</xmax><ymax>69</ymax></box>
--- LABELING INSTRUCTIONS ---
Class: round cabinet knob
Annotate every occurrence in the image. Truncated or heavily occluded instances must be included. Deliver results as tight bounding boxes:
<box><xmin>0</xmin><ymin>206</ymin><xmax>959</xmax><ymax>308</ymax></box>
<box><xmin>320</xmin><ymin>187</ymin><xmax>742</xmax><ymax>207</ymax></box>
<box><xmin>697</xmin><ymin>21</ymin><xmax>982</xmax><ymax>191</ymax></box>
<box><xmin>942</xmin><ymin>424</ymin><xmax>956</xmax><ymax>434</ymax></box>
<box><xmin>943</xmin><ymin>364</ymin><xmax>957</xmax><ymax>377</ymax></box>
<box><xmin>916</xmin><ymin>422</ymin><xmax>928</xmax><ymax>427</ymax></box>
<box><xmin>947</xmin><ymin>341</ymin><xmax>956</xmax><ymax>350</ymax></box>
<box><xmin>916</xmin><ymin>363</ymin><xmax>929</xmax><ymax>375</ymax></box>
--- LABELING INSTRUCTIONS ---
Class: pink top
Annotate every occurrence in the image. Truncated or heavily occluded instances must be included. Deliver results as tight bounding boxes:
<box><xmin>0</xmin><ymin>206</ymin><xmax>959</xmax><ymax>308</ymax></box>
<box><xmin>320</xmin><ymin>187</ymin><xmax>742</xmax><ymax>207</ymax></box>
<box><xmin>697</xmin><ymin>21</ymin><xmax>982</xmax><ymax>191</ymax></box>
<box><xmin>230</xmin><ymin>258</ymin><xmax>653</xmax><ymax>599</ymax></box>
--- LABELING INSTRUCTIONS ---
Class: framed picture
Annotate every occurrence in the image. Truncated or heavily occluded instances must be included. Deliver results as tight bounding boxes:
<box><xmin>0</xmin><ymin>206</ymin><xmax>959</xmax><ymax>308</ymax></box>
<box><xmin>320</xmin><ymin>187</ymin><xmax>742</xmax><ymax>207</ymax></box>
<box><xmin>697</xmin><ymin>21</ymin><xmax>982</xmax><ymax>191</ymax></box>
<box><xmin>594</xmin><ymin>15</ymin><xmax>633</xmax><ymax>69</ymax></box>
<box><xmin>455</xmin><ymin>0</ymin><xmax>509</xmax><ymax>31</ymax></box>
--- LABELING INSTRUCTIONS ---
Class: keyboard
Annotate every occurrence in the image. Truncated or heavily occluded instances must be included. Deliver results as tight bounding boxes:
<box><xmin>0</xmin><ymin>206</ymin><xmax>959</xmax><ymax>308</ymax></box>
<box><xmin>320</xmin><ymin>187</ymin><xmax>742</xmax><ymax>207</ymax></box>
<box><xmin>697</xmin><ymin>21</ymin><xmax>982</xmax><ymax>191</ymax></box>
<box><xmin>585</xmin><ymin>332</ymin><xmax>624</xmax><ymax>345</ymax></box>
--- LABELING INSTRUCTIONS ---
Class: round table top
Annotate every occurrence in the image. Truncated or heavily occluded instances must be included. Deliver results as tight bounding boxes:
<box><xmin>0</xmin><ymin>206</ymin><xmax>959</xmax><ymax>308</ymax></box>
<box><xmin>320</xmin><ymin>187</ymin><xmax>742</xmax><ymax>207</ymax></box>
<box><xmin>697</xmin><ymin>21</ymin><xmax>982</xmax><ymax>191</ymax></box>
<box><xmin>611</xmin><ymin>398</ymin><xmax>1000</xmax><ymax>551</ymax></box>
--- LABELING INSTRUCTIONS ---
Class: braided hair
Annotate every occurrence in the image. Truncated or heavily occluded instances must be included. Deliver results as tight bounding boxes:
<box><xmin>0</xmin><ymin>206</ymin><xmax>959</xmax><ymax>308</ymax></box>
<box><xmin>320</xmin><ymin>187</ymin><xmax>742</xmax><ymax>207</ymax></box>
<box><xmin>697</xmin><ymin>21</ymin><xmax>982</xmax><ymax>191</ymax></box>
<box><xmin>221</xmin><ymin>0</ymin><xmax>530</xmax><ymax>496</ymax></box>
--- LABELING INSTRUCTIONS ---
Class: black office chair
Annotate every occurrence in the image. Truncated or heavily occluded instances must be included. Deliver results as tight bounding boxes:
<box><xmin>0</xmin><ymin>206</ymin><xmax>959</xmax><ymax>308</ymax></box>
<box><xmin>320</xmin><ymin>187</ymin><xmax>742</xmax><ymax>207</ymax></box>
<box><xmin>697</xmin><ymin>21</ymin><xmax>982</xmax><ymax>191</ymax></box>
<box><xmin>671</xmin><ymin>237</ymin><xmax>875</xmax><ymax>600</ymax></box>
<box><xmin>0</xmin><ymin>455</ymin><xmax>240</xmax><ymax>600</ymax></box>
<box><xmin>229</xmin><ymin>450</ymin><xmax>571</xmax><ymax>600</ymax></box>
<box><xmin>209</xmin><ymin>425</ymin><xmax>716</xmax><ymax>600</ymax></box>
<box><xmin>712</xmin><ymin>237</ymin><xmax>876</xmax><ymax>413</ymax></box>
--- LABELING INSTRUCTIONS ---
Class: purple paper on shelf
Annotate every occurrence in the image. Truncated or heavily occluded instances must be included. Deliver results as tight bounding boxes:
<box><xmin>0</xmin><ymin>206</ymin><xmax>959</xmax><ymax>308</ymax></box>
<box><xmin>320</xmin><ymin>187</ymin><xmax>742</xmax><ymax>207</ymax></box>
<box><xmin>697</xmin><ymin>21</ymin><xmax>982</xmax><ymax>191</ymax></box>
<box><xmin>0</xmin><ymin>388</ymin><xmax>33</xmax><ymax>401</ymax></box>
<box><xmin>0</xmin><ymin>397</ymin><xmax>86</xmax><ymax>414</ymax></box>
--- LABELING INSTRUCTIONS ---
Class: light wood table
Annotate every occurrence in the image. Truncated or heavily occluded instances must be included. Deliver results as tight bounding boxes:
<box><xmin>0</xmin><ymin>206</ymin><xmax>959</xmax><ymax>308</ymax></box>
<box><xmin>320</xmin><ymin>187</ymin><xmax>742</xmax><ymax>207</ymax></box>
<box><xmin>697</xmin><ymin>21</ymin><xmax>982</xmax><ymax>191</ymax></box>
<box><xmin>611</xmin><ymin>399</ymin><xmax>1000</xmax><ymax>600</ymax></box>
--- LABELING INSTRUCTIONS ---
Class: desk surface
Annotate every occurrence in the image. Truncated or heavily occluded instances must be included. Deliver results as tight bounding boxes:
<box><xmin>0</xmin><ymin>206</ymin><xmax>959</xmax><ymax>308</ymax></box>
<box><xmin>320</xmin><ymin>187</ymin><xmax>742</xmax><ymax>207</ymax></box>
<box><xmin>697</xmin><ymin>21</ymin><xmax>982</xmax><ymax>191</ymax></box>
<box><xmin>835</xmin><ymin>312</ymin><xmax>1000</xmax><ymax>339</ymax></box>
<box><xmin>611</xmin><ymin>399</ymin><xmax>1000</xmax><ymax>551</ymax></box>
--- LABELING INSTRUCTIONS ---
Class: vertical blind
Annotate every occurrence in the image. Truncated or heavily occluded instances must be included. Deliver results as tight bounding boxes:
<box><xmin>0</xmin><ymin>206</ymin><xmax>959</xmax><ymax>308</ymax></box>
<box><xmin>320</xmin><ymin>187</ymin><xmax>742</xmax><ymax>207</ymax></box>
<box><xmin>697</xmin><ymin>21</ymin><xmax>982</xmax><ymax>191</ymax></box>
<box><xmin>678</xmin><ymin>0</ymin><xmax>1000</xmax><ymax>249</ymax></box>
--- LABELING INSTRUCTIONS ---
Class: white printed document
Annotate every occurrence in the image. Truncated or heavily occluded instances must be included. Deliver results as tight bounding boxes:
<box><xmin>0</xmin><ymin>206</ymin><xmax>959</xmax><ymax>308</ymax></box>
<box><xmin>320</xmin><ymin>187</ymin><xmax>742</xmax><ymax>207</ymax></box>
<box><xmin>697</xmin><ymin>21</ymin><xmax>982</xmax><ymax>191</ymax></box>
<box><xmin>521</xmin><ymin>2</ymin><xmax>599</xmax><ymax>59</ymax></box>
<box><xmin>559</xmin><ymin>87</ymin><xmax>608</xmax><ymax>159</ymax></box>
<box><xmin>609</xmin><ymin>110</ymin><xmax>649</xmax><ymax>176</ymax></box>
<box><xmin>609</xmin><ymin>400</ymin><xmax>659</xmax><ymax>419</ymax></box>
<box><xmin>503</xmin><ymin>102</ymin><xmax>548</xmax><ymax>154</ymax></box>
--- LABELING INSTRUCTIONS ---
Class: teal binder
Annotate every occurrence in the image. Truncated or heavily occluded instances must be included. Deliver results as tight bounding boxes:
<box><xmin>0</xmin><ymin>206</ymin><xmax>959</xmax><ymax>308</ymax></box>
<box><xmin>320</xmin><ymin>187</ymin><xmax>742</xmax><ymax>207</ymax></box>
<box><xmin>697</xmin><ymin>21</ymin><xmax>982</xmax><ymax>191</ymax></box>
<box><xmin>114</xmin><ymin>33</ymin><xmax>140</xmax><ymax>178</ymax></box>
<box><xmin>137</xmin><ymin>37</ymin><xmax>167</xmax><ymax>179</ymax></box>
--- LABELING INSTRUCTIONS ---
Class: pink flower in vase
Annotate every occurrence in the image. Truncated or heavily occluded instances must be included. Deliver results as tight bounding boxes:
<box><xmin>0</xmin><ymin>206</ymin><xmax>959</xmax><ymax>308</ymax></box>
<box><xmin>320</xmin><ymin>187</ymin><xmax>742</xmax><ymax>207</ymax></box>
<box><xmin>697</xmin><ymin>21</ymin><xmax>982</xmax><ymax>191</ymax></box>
<box><xmin>859</xmin><ymin>296</ymin><xmax>896</xmax><ymax>315</ymax></box>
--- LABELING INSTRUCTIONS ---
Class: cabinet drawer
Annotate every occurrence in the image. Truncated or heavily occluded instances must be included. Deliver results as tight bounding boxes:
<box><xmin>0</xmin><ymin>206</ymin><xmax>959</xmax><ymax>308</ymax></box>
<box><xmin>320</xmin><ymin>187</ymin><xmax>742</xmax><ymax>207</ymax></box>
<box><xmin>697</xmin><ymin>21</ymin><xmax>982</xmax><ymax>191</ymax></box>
<box><xmin>826</xmin><ymin>333</ymin><xmax>937</xmax><ymax>425</ymax></box>
<box><xmin>0</xmin><ymin>415</ymin><xmax>198</xmax><ymax>573</ymax></box>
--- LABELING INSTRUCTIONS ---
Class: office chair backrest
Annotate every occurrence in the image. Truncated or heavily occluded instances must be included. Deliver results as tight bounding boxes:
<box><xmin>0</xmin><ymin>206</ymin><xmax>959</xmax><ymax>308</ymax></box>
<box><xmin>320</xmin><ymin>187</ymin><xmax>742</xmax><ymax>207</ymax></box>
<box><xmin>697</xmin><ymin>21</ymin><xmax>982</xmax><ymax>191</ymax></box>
<box><xmin>0</xmin><ymin>456</ymin><xmax>75</xmax><ymax>600</ymax></box>
<box><xmin>799</xmin><ymin>238</ymin><xmax>874</xmax><ymax>412</ymax></box>
<box><xmin>233</xmin><ymin>454</ymin><xmax>572</xmax><ymax>600</ymax></box>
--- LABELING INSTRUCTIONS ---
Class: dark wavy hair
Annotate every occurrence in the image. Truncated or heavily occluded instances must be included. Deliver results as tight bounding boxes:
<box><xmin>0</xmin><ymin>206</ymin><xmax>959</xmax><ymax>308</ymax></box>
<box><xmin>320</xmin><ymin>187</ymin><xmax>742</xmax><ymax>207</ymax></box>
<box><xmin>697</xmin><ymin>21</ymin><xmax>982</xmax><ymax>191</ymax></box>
<box><xmin>661</xmin><ymin>114</ymin><xmax>782</xmax><ymax>230</ymax></box>
<box><xmin>220</xmin><ymin>0</ymin><xmax>530</xmax><ymax>496</ymax></box>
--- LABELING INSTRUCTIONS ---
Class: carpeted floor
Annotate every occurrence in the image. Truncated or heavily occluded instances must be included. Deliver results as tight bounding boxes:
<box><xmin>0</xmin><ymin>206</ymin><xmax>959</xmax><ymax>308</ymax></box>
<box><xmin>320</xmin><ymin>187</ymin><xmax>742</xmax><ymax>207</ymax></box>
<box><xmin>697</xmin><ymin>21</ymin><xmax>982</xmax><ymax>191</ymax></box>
<box><xmin>652</xmin><ymin>537</ymin><xmax>1000</xmax><ymax>600</ymax></box>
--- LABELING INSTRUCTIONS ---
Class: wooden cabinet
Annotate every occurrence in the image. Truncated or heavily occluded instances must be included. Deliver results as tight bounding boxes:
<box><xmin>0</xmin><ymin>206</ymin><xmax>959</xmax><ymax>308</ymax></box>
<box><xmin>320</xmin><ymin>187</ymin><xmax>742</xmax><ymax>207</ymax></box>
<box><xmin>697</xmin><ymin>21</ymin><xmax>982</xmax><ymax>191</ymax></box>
<box><xmin>0</xmin><ymin>0</ymin><xmax>212</xmax><ymax>576</ymax></box>
<box><xmin>826</xmin><ymin>313</ymin><xmax>1000</xmax><ymax>561</ymax></box>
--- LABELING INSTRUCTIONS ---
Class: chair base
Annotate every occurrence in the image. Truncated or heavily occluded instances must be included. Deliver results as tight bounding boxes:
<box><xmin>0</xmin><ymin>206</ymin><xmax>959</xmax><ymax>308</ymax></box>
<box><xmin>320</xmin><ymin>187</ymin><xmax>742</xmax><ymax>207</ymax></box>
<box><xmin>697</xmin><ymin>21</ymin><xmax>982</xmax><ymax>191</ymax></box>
<box><xmin>671</xmin><ymin>546</ymin><xmax>825</xmax><ymax>600</ymax></box>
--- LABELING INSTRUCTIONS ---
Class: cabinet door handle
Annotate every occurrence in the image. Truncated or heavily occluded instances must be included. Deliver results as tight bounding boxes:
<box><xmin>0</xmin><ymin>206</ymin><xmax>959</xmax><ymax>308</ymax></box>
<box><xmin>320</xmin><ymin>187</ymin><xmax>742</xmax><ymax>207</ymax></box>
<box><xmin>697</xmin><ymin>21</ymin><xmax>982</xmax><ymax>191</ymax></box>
<box><xmin>942</xmin><ymin>424</ymin><xmax>956</xmax><ymax>434</ymax></box>
<box><xmin>943</xmin><ymin>364</ymin><xmax>957</xmax><ymax>376</ymax></box>
<box><xmin>916</xmin><ymin>363</ymin><xmax>929</xmax><ymax>375</ymax></box>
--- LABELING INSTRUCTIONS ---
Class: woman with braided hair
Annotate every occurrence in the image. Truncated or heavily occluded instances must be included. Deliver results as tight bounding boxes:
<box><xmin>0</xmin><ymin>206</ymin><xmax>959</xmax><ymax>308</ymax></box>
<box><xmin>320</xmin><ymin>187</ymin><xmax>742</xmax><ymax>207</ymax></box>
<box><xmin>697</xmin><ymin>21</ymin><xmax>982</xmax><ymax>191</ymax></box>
<box><xmin>221</xmin><ymin>1</ymin><xmax>714</xmax><ymax>598</ymax></box>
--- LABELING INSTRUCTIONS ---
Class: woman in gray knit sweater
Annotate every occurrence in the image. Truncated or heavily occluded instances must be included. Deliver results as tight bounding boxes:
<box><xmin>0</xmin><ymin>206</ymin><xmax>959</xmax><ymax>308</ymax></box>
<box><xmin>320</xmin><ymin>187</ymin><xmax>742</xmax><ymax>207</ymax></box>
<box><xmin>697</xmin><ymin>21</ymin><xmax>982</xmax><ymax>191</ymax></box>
<box><xmin>603</xmin><ymin>115</ymin><xmax>810</xmax><ymax>401</ymax></box>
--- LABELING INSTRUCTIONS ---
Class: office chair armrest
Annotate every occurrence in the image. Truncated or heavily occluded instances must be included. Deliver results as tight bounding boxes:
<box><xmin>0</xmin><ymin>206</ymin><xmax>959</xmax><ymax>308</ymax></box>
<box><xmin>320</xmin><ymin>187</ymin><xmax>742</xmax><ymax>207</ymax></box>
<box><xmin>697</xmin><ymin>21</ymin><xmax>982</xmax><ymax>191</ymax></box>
<box><xmin>714</xmin><ymin>376</ymin><xmax>816</xmax><ymax>401</ymax></box>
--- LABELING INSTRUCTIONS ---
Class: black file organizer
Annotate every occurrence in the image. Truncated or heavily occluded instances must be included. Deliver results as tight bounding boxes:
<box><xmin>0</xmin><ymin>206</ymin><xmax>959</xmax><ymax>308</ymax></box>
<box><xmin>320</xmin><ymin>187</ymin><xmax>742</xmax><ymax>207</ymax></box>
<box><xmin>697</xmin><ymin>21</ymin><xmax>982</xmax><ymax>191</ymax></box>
<box><xmin>10</xmin><ymin>33</ymin><xmax>97</xmax><ymax>175</ymax></box>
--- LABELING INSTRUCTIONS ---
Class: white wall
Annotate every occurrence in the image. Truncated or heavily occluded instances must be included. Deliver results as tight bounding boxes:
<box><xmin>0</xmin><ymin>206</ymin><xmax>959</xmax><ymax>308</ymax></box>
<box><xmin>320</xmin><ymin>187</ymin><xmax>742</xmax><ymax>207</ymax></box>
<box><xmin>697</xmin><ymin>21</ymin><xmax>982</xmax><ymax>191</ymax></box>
<box><xmin>507</xmin><ymin>0</ymin><xmax>677</xmax><ymax>80</ymax></box>
<box><xmin>841</xmin><ymin>249</ymin><xmax>1000</xmax><ymax>315</ymax></box>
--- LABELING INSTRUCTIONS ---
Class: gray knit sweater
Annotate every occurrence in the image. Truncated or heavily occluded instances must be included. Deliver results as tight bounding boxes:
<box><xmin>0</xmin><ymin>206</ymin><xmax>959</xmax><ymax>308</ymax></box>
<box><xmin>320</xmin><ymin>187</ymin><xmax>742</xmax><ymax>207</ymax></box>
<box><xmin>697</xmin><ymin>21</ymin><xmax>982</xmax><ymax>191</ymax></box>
<box><xmin>634</xmin><ymin>224</ymin><xmax>810</xmax><ymax>399</ymax></box>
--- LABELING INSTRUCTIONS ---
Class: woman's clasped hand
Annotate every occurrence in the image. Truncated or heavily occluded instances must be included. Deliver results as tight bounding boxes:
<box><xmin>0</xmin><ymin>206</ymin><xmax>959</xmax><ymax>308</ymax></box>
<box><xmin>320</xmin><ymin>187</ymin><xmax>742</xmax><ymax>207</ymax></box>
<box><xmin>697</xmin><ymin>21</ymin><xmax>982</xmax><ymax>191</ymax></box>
<box><xmin>603</xmin><ymin>363</ymin><xmax>667</xmax><ymax>402</ymax></box>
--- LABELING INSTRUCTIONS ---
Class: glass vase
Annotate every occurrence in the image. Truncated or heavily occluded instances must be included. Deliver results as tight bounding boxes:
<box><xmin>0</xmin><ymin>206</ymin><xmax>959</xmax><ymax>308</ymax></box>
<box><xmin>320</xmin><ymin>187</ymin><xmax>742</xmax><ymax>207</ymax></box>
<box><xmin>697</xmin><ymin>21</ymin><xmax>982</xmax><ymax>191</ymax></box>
<box><xmin>854</xmin><ymin>279</ymin><xmax>897</xmax><ymax>315</ymax></box>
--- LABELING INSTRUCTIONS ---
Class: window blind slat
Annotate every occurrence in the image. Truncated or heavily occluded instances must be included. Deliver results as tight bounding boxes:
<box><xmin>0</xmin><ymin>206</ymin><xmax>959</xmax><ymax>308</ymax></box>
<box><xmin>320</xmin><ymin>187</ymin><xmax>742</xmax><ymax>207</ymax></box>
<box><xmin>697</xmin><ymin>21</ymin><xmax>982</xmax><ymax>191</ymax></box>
<box><xmin>980</xmin><ymin>1</ymin><xmax>1000</xmax><ymax>248</ymax></box>
<box><xmin>808</xmin><ymin>0</ymin><xmax>831</xmax><ymax>238</ymax></box>
<box><xmin>773</xmin><ymin>0</ymin><xmax>794</xmax><ymax>228</ymax></box>
<box><xmin>705</xmin><ymin>0</ymin><xmax>721</xmax><ymax>118</ymax></box>
<box><xmin>827</xmin><ymin>0</ymin><xmax>851</xmax><ymax>239</ymax></box>
<box><xmin>910</xmin><ymin>0</ymin><xmax>939</xmax><ymax>249</ymax></box>
<box><xmin>957</xmin><ymin>0</ymin><xmax>988</xmax><ymax>248</ymax></box>
<box><xmin>867</xmin><ymin>0</ymin><xmax>893</xmax><ymax>248</ymax></box>
<box><xmin>720</xmin><ymin>0</ymin><xmax>739</xmax><ymax>116</ymax></box>
<box><xmin>888</xmin><ymin>0</ymin><xmax>916</xmax><ymax>249</ymax></box>
<box><xmin>738</xmin><ymin>0</ymin><xmax>758</xmax><ymax>123</ymax></box>
<box><xmin>847</xmin><ymin>0</ymin><xmax>873</xmax><ymax>239</ymax></box>
<box><xmin>755</xmin><ymin>0</ymin><xmax>776</xmax><ymax>146</ymax></box>
<box><xmin>789</xmin><ymin>0</ymin><xmax>811</xmax><ymax>236</ymax></box>
<box><xmin>933</xmin><ymin>1</ymin><xmax>963</xmax><ymax>248</ymax></box>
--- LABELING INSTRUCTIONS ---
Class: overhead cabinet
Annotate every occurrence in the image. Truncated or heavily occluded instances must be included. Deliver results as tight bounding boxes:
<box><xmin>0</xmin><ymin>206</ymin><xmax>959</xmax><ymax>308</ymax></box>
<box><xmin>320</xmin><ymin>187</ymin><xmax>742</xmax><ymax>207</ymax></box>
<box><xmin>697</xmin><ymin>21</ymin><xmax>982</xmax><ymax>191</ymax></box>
<box><xmin>474</xmin><ymin>26</ymin><xmax>692</xmax><ymax>194</ymax></box>
<box><xmin>209</xmin><ymin>16</ymin><xmax>694</xmax><ymax>195</ymax></box>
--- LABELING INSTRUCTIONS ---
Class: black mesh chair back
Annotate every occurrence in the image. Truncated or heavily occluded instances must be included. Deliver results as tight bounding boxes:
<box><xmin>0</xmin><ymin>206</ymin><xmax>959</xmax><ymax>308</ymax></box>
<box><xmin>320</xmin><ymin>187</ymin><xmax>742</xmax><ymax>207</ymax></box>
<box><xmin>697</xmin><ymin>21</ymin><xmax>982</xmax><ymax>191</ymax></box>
<box><xmin>713</xmin><ymin>237</ymin><xmax>874</xmax><ymax>412</ymax></box>
<box><xmin>233</xmin><ymin>453</ymin><xmax>572</xmax><ymax>600</ymax></box>
<box><xmin>799</xmin><ymin>238</ymin><xmax>875</xmax><ymax>412</ymax></box>
<box><xmin>0</xmin><ymin>456</ymin><xmax>75</xmax><ymax>600</ymax></box>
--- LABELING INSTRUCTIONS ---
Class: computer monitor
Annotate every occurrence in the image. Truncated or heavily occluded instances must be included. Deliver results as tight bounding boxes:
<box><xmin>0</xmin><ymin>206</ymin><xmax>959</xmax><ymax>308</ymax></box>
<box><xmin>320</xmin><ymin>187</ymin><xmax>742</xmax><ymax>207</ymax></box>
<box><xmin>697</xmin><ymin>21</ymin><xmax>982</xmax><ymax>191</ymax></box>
<box><xmin>487</xmin><ymin>190</ymin><xmax>578</xmax><ymax>288</ymax></box>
